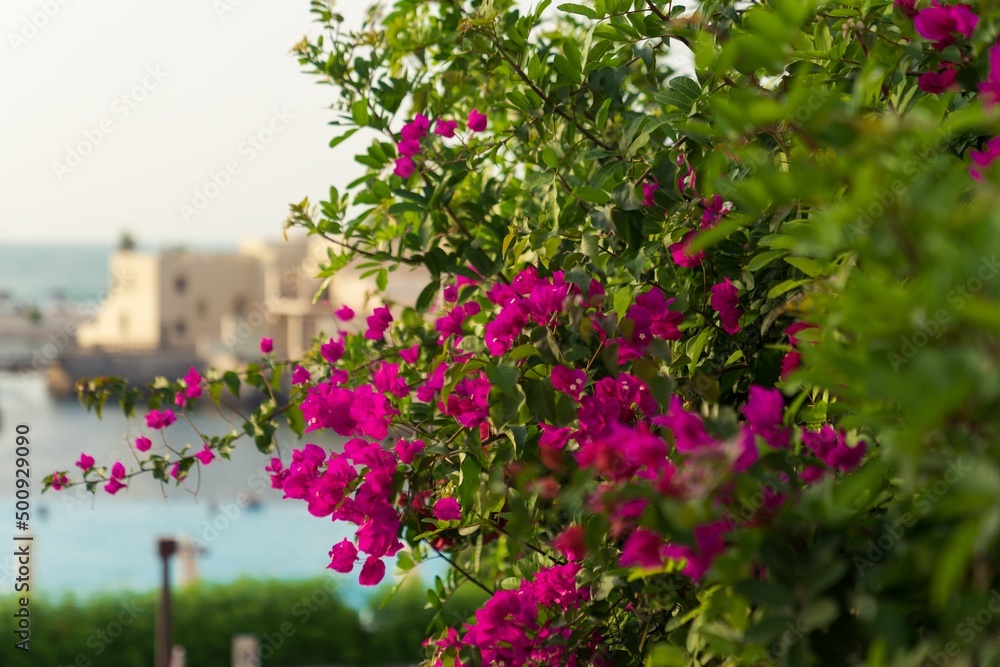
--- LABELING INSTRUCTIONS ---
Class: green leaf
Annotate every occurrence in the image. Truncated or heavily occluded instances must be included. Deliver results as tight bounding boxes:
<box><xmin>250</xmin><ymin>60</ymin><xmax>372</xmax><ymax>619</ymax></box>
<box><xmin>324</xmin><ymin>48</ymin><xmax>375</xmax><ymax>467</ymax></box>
<box><xmin>558</xmin><ymin>3</ymin><xmax>597</xmax><ymax>19</ymax></box>
<box><xmin>747</xmin><ymin>250</ymin><xmax>788</xmax><ymax>271</ymax></box>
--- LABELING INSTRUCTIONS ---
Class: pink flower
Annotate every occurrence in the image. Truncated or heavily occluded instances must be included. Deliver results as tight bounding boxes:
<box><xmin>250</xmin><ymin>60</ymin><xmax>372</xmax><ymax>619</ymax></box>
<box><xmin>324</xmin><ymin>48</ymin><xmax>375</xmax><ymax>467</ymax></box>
<box><xmin>365</xmin><ymin>306</ymin><xmax>393</xmax><ymax>340</ymax></box>
<box><xmin>742</xmin><ymin>386</ymin><xmax>790</xmax><ymax>448</ymax></box>
<box><xmin>260</xmin><ymin>337</ymin><xmax>273</xmax><ymax>354</ymax></box>
<box><xmin>394</xmin><ymin>438</ymin><xmax>425</xmax><ymax>464</ymax></box>
<box><xmin>358</xmin><ymin>556</ymin><xmax>386</xmax><ymax>586</ymax></box>
<box><xmin>76</xmin><ymin>453</ymin><xmax>95</xmax><ymax>471</ymax></box>
<box><xmin>183</xmin><ymin>366</ymin><xmax>202</xmax><ymax>399</ymax></box>
<box><xmin>620</xmin><ymin>529</ymin><xmax>665</xmax><ymax>568</ymax></box>
<box><xmin>145</xmin><ymin>409</ymin><xmax>176</xmax><ymax>430</ymax></box>
<box><xmin>803</xmin><ymin>425</ymin><xmax>867</xmax><ymax>472</ymax></box>
<box><xmin>327</xmin><ymin>539</ymin><xmax>359</xmax><ymax>573</ymax></box>
<box><xmin>550</xmin><ymin>366</ymin><xmax>587</xmax><ymax>401</ymax></box>
<box><xmin>135</xmin><ymin>436</ymin><xmax>152</xmax><ymax>452</ymax></box>
<box><xmin>700</xmin><ymin>194</ymin><xmax>729</xmax><ymax>228</ymax></box>
<box><xmin>434</xmin><ymin>118</ymin><xmax>457</xmax><ymax>138</ymax></box>
<box><xmin>321</xmin><ymin>335</ymin><xmax>345</xmax><ymax>364</ymax></box>
<box><xmin>670</xmin><ymin>232</ymin><xmax>705</xmax><ymax>268</ymax></box>
<box><xmin>195</xmin><ymin>446</ymin><xmax>215</xmax><ymax>466</ymax></box>
<box><xmin>169</xmin><ymin>462</ymin><xmax>182</xmax><ymax>480</ymax></box>
<box><xmin>642</xmin><ymin>180</ymin><xmax>659</xmax><ymax>206</ymax></box>
<box><xmin>397</xmin><ymin>138</ymin><xmax>422</xmax><ymax>158</ymax></box>
<box><xmin>399</xmin><ymin>344</ymin><xmax>420</xmax><ymax>364</ymax></box>
<box><xmin>780</xmin><ymin>351</ymin><xmax>802</xmax><ymax>380</ymax></box>
<box><xmin>434</xmin><ymin>497</ymin><xmax>462</xmax><ymax>522</ymax></box>
<box><xmin>918</xmin><ymin>66</ymin><xmax>958</xmax><ymax>93</ymax></box>
<box><xmin>335</xmin><ymin>305</ymin><xmax>355</xmax><ymax>321</ymax></box>
<box><xmin>292</xmin><ymin>365</ymin><xmax>311</xmax><ymax>385</ymax></box>
<box><xmin>895</xmin><ymin>0</ymin><xmax>918</xmax><ymax>18</ymax></box>
<box><xmin>554</xmin><ymin>525</ymin><xmax>587</xmax><ymax>561</ymax></box>
<box><xmin>654</xmin><ymin>396</ymin><xmax>716</xmax><ymax>452</ymax></box>
<box><xmin>710</xmin><ymin>278</ymin><xmax>742</xmax><ymax>334</ymax></box>
<box><xmin>51</xmin><ymin>472</ymin><xmax>69</xmax><ymax>491</ymax></box>
<box><xmin>970</xmin><ymin>137</ymin><xmax>1000</xmax><ymax>180</ymax></box>
<box><xmin>980</xmin><ymin>43</ymin><xmax>1000</xmax><ymax>106</ymax></box>
<box><xmin>400</xmin><ymin>113</ymin><xmax>430</xmax><ymax>141</ymax></box>
<box><xmin>467</xmin><ymin>108</ymin><xmax>488</xmax><ymax>132</ymax></box>
<box><xmin>914</xmin><ymin>2</ymin><xmax>978</xmax><ymax>48</ymax></box>
<box><xmin>439</xmin><ymin>372</ymin><xmax>491</xmax><ymax>428</ymax></box>
<box><xmin>393</xmin><ymin>156</ymin><xmax>415</xmax><ymax>178</ymax></box>
<box><xmin>104</xmin><ymin>478</ymin><xmax>126</xmax><ymax>495</ymax></box>
<box><xmin>111</xmin><ymin>462</ymin><xmax>126</xmax><ymax>479</ymax></box>
<box><xmin>372</xmin><ymin>361</ymin><xmax>410</xmax><ymax>398</ymax></box>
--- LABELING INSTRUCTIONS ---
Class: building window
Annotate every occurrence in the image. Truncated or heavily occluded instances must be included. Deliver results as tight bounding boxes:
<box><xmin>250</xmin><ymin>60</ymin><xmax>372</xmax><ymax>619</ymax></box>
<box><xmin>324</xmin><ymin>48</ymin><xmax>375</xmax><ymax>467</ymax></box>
<box><xmin>175</xmin><ymin>275</ymin><xmax>187</xmax><ymax>294</ymax></box>
<box><xmin>196</xmin><ymin>300</ymin><xmax>207</xmax><ymax>319</ymax></box>
<box><xmin>175</xmin><ymin>320</ymin><xmax>187</xmax><ymax>338</ymax></box>
<box><xmin>234</xmin><ymin>296</ymin><xmax>247</xmax><ymax>317</ymax></box>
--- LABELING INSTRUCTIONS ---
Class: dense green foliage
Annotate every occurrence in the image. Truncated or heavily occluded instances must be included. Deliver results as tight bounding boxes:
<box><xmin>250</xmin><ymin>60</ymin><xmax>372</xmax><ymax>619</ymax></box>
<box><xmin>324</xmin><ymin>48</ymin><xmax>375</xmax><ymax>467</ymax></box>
<box><xmin>60</xmin><ymin>0</ymin><xmax>1000</xmax><ymax>665</ymax></box>
<box><xmin>1</xmin><ymin>577</ymin><xmax>483</xmax><ymax>666</ymax></box>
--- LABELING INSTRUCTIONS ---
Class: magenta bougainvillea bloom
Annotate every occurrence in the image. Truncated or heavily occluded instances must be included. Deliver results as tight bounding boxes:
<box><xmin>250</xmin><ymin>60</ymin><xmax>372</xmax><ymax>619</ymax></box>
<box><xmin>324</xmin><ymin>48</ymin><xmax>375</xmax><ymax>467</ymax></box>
<box><xmin>50</xmin><ymin>472</ymin><xmax>69</xmax><ymax>491</ymax></box>
<box><xmin>620</xmin><ymin>528</ymin><xmax>665</xmax><ymax>568</ymax></box>
<box><xmin>980</xmin><ymin>43</ymin><xmax>1000</xmax><ymax>106</ymax></box>
<box><xmin>111</xmin><ymin>462</ymin><xmax>126</xmax><ymax>479</ymax></box>
<box><xmin>75</xmin><ymin>453</ymin><xmax>95</xmax><ymax>471</ymax></box>
<box><xmin>320</xmin><ymin>334</ymin><xmax>345</xmax><ymax>364</ymax></box>
<box><xmin>913</xmin><ymin>2</ymin><xmax>978</xmax><ymax>48</ymax></box>
<box><xmin>700</xmin><ymin>194</ymin><xmax>729</xmax><ymax>228</ymax></box>
<box><xmin>400</xmin><ymin>113</ymin><xmax>430</xmax><ymax>141</ymax></box>
<box><xmin>894</xmin><ymin>0</ymin><xmax>918</xmax><ymax>18</ymax></box>
<box><xmin>710</xmin><ymin>278</ymin><xmax>742</xmax><ymax>334</ymax></box>
<box><xmin>434</xmin><ymin>118</ymin><xmax>457</xmax><ymax>137</ymax></box>
<box><xmin>259</xmin><ymin>337</ymin><xmax>273</xmax><ymax>354</ymax></box>
<box><xmin>358</xmin><ymin>556</ymin><xmax>387</xmax><ymax>586</ymax></box>
<box><xmin>642</xmin><ymin>180</ymin><xmax>659</xmax><ymax>206</ymax></box>
<box><xmin>439</xmin><ymin>372</ymin><xmax>491</xmax><ymax>428</ymax></box>
<box><xmin>654</xmin><ymin>395</ymin><xmax>716</xmax><ymax>452</ymax></box>
<box><xmin>669</xmin><ymin>232</ymin><xmax>706</xmax><ymax>268</ymax></box>
<box><xmin>194</xmin><ymin>446</ymin><xmax>215</xmax><ymax>466</ymax></box>
<box><xmin>550</xmin><ymin>366</ymin><xmax>588</xmax><ymax>401</ymax></box>
<box><xmin>145</xmin><ymin>409</ymin><xmax>176</xmax><ymax>430</ymax></box>
<box><xmin>393</xmin><ymin>156</ymin><xmax>415</xmax><ymax>178</ymax></box>
<box><xmin>334</xmin><ymin>304</ymin><xmax>354</xmax><ymax>321</ymax></box>
<box><xmin>291</xmin><ymin>365</ymin><xmax>311</xmax><ymax>385</ymax></box>
<box><xmin>394</xmin><ymin>438</ymin><xmax>425</xmax><ymax>465</ymax></box>
<box><xmin>327</xmin><ymin>539</ymin><xmax>359</xmax><ymax>573</ymax></box>
<box><xmin>372</xmin><ymin>361</ymin><xmax>410</xmax><ymax>399</ymax></box>
<box><xmin>399</xmin><ymin>344</ymin><xmax>420</xmax><ymax>364</ymax></box>
<box><xmin>553</xmin><ymin>525</ymin><xmax>587</xmax><ymax>561</ymax></box>
<box><xmin>467</xmin><ymin>108</ymin><xmax>487</xmax><ymax>132</ymax></box>
<box><xmin>104</xmin><ymin>477</ymin><xmax>125</xmax><ymax>495</ymax></box>
<box><xmin>396</xmin><ymin>137</ymin><xmax>421</xmax><ymax>158</ymax></box>
<box><xmin>918</xmin><ymin>66</ymin><xmax>958</xmax><ymax>93</ymax></box>
<box><xmin>434</xmin><ymin>497</ymin><xmax>462</xmax><ymax>522</ymax></box>
<box><xmin>135</xmin><ymin>436</ymin><xmax>152</xmax><ymax>452</ymax></box>
<box><xmin>803</xmin><ymin>425</ymin><xmax>867</xmax><ymax>472</ymax></box>
<box><xmin>742</xmin><ymin>385</ymin><xmax>790</xmax><ymax>449</ymax></box>
<box><xmin>970</xmin><ymin>137</ymin><xmax>1000</xmax><ymax>180</ymax></box>
<box><xmin>365</xmin><ymin>306</ymin><xmax>393</xmax><ymax>340</ymax></box>
<box><xmin>183</xmin><ymin>366</ymin><xmax>202</xmax><ymax>399</ymax></box>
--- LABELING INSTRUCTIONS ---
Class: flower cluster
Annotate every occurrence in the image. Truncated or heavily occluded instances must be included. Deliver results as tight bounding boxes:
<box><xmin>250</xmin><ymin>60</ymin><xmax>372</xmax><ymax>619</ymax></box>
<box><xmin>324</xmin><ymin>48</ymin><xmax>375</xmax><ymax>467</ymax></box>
<box><xmin>431</xmin><ymin>563</ymin><xmax>591</xmax><ymax>667</ymax></box>
<box><xmin>393</xmin><ymin>109</ymin><xmax>487</xmax><ymax>178</ymax></box>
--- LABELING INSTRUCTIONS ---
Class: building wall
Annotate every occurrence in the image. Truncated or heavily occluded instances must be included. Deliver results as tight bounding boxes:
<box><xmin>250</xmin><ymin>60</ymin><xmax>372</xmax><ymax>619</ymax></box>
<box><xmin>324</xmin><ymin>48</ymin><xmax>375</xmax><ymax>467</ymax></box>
<box><xmin>76</xmin><ymin>251</ymin><xmax>161</xmax><ymax>350</ymax></box>
<box><xmin>157</xmin><ymin>251</ymin><xmax>265</xmax><ymax>352</ymax></box>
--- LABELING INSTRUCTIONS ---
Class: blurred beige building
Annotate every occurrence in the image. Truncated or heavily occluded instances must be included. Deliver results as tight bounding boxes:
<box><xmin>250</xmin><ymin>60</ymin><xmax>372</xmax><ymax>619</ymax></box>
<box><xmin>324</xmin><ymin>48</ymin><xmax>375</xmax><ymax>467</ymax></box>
<box><xmin>75</xmin><ymin>235</ymin><xmax>428</xmax><ymax>366</ymax></box>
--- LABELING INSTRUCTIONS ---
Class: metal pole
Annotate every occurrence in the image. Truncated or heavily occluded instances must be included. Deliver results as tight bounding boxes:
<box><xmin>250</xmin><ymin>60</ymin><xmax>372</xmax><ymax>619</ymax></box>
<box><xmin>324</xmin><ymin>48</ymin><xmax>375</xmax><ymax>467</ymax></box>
<box><xmin>156</xmin><ymin>538</ymin><xmax>178</xmax><ymax>667</ymax></box>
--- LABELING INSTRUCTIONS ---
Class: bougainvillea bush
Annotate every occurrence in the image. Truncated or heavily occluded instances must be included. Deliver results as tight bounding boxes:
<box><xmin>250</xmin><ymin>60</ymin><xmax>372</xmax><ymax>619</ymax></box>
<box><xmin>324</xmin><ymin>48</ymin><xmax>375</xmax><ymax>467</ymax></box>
<box><xmin>51</xmin><ymin>0</ymin><xmax>1000</xmax><ymax>665</ymax></box>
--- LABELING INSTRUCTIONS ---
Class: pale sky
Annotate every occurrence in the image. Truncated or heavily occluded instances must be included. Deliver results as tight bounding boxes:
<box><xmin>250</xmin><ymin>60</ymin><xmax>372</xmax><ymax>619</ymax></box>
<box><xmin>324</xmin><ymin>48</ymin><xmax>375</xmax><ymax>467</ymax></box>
<box><xmin>0</xmin><ymin>0</ymin><xmax>376</xmax><ymax>246</ymax></box>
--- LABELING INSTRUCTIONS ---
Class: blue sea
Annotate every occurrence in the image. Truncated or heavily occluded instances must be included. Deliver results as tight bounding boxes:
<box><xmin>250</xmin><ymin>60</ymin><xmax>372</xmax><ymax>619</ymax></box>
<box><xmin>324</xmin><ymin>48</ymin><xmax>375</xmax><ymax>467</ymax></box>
<box><xmin>0</xmin><ymin>243</ymin><xmax>234</xmax><ymax>305</ymax></box>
